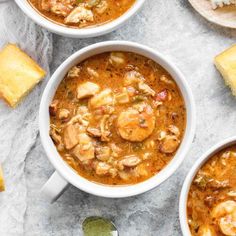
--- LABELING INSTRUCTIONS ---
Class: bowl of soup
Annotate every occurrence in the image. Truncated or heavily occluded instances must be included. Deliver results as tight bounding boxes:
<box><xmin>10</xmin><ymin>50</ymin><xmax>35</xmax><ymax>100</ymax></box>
<box><xmin>15</xmin><ymin>0</ymin><xmax>145</xmax><ymax>38</ymax></box>
<box><xmin>179</xmin><ymin>136</ymin><xmax>236</xmax><ymax>236</ymax></box>
<box><xmin>39</xmin><ymin>41</ymin><xmax>196</xmax><ymax>202</ymax></box>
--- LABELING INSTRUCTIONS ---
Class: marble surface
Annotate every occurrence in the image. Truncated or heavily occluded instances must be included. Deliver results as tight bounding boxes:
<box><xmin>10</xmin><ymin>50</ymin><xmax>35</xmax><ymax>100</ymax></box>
<box><xmin>2</xmin><ymin>0</ymin><xmax>236</xmax><ymax>235</ymax></box>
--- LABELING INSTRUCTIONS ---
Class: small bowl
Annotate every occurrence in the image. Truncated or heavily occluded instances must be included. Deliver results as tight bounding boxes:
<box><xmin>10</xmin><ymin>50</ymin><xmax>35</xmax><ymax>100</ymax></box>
<box><xmin>179</xmin><ymin>136</ymin><xmax>236</xmax><ymax>235</ymax></box>
<box><xmin>15</xmin><ymin>0</ymin><xmax>146</xmax><ymax>38</ymax></box>
<box><xmin>39</xmin><ymin>41</ymin><xmax>196</xmax><ymax>202</ymax></box>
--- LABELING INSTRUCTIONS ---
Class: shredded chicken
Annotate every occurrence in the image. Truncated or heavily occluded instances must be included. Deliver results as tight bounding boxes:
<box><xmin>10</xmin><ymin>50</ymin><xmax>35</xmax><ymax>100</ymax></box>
<box><xmin>50</xmin><ymin>125</ymin><xmax>62</xmax><ymax>145</ymax></box>
<box><xmin>138</xmin><ymin>82</ymin><xmax>155</xmax><ymax>96</ymax></box>
<box><xmin>115</xmin><ymin>88</ymin><xmax>130</xmax><ymax>104</ymax></box>
<box><xmin>40</xmin><ymin>0</ymin><xmax>51</xmax><ymax>11</ymax></box>
<box><xmin>194</xmin><ymin>171</ymin><xmax>230</xmax><ymax>189</ymax></box>
<box><xmin>51</xmin><ymin>1</ymin><xmax>73</xmax><ymax>16</ymax></box>
<box><xmin>100</xmin><ymin>115</ymin><xmax>111</xmax><ymax>142</ymax></box>
<box><xmin>67</xmin><ymin>66</ymin><xmax>81</xmax><ymax>77</ymax></box>
<box><xmin>87</xmin><ymin>127</ymin><xmax>102</xmax><ymax>138</ymax></box>
<box><xmin>95</xmin><ymin>0</ymin><xmax>108</xmax><ymax>14</ymax></box>
<box><xmin>109</xmin><ymin>52</ymin><xmax>126</xmax><ymax>66</ymax></box>
<box><xmin>67</xmin><ymin>114</ymin><xmax>89</xmax><ymax>127</ymax></box>
<box><xmin>72</xmin><ymin>133</ymin><xmax>95</xmax><ymax>162</ymax></box>
<box><xmin>58</xmin><ymin>108</ymin><xmax>70</xmax><ymax>120</ymax></box>
<box><xmin>95</xmin><ymin>162</ymin><xmax>111</xmax><ymax>175</ymax></box>
<box><xmin>95</xmin><ymin>146</ymin><xmax>111</xmax><ymax>161</ymax></box>
<box><xmin>168</xmin><ymin>125</ymin><xmax>180</xmax><ymax>137</ymax></box>
<box><xmin>87</xmin><ymin>67</ymin><xmax>99</xmax><ymax>78</ymax></box>
<box><xmin>77</xmin><ymin>82</ymin><xmax>100</xmax><ymax>99</ymax></box>
<box><xmin>89</xmin><ymin>89</ymin><xmax>114</xmax><ymax>109</ymax></box>
<box><xmin>124</xmin><ymin>70</ymin><xmax>145</xmax><ymax>86</ymax></box>
<box><xmin>65</xmin><ymin>4</ymin><xmax>94</xmax><ymax>24</ymax></box>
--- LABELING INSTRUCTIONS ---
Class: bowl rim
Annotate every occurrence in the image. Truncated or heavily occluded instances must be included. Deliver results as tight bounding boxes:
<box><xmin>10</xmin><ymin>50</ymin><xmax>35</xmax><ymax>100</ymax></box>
<box><xmin>179</xmin><ymin>135</ymin><xmax>236</xmax><ymax>235</ymax></box>
<box><xmin>15</xmin><ymin>0</ymin><xmax>146</xmax><ymax>38</ymax></box>
<box><xmin>39</xmin><ymin>40</ymin><xmax>196</xmax><ymax>198</ymax></box>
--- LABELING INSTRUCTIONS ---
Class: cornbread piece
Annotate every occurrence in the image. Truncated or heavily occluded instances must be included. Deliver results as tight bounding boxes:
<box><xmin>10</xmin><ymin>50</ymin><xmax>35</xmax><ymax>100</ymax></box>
<box><xmin>0</xmin><ymin>44</ymin><xmax>46</xmax><ymax>107</ymax></box>
<box><xmin>214</xmin><ymin>44</ymin><xmax>236</xmax><ymax>96</ymax></box>
<box><xmin>0</xmin><ymin>165</ymin><xmax>5</xmax><ymax>192</ymax></box>
<box><xmin>210</xmin><ymin>0</ymin><xmax>236</xmax><ymax>9</ymax></box>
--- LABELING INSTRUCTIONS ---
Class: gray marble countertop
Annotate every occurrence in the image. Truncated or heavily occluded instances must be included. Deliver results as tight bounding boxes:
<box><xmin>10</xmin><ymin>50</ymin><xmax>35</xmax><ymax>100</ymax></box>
<box><xmin>2</xmin><ymin>0</ymin><xmax>236</xmax><ymax>235</ymax></box>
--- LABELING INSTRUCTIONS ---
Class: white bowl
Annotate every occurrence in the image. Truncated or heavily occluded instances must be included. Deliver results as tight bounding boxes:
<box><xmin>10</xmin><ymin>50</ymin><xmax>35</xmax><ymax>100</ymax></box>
<box><xmin>39</xmin><ymin>41</ymin><xmax>196</xmax><ymax>202</ymax></box>
<box><xmin>179</xmin><ymin>136</ymin><xmax>236</xmax><ymax>235</ymax></box>
<box><xmin>15</xmin><ymin>0</ymin><xmax>146</xmax><ymax>38</ymax></box>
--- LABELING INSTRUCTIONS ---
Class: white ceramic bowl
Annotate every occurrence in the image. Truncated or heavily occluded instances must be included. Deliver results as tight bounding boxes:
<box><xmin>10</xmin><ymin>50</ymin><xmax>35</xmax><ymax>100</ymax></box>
<box><xmin>179</xmin><ymin>136</ymin><xmax>236</xmax><ymax>235</ymax></box>
<box><xmin>15</xmin><ymin>0</ymin><xmax>146</xmax><ymax>38</ymax></box>
<box><xmin>39</xmin><ymin>41</ymin><xmax>196</xmax><ymax>202</ymax></box>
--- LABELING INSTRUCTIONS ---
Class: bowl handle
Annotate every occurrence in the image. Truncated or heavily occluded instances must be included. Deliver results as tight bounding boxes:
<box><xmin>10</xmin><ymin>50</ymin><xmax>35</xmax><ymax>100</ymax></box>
<box><xmin>40</xmin><ymin>171</ymin><xmax>68</xmax><ymax>203</ymax></box>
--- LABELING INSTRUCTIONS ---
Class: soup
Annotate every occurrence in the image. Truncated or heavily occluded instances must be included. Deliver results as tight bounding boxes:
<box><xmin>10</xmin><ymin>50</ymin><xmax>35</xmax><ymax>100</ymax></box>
<box><xmin>49</xmin><ymin>52</ymin><xmax>186</xmax><ymax>185</ymax></box>
<box><xmin>187</xmin><ymin>146</ymin><xmax>236</xmax><ymax>236</ymax></box>
<box><xmin>28</xmin><ymin>0</ymin><xmax>135</xmax><ymax>28</ymax></box>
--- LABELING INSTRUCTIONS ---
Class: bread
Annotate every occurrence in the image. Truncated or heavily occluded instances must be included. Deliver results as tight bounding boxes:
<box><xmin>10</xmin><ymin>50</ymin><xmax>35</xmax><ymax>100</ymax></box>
<box><xmin>214</xmin><ymin>44</ymin><xmax>236</xmax><ymax>96</ymax></box>
<box><xmin>0</xmin><ymin>165</ymin><xmax>5</xmax><ymax>192</ymax></box>
<box><xmin>0</xmin><ymin>44</ymin><xmax>46</xmax><ymax>107</ymax></box>
<box><xmin>210</xmin><ymin>0</ymin><xmax>236</xmax><ymax>9</ymax></box>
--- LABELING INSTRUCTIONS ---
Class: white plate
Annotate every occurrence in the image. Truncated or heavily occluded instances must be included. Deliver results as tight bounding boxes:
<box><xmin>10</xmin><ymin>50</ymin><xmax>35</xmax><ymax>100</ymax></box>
<box><xmin>189</xmin><ymin>0</ymin><xmax>236</xmax><ymax>28</ymax></box>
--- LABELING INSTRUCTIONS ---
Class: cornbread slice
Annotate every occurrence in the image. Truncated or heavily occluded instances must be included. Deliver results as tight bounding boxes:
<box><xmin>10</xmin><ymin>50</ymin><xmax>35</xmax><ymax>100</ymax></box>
<box><xmin>0</xmin><ymin>44</ymin><xmax>46</xmax><ymax>107</ymax></box>
<box><xmin>0</xmin><ymin>165</ymin><xmax>5</xmax><ymax>192</ymax></box>
<box><xmin>210</xmin><ymin>0</ymin><xmax>236</xmax><ymax>9</ymax></box>
<box><xmin>214</xmin><ymin>44</ymin><xmax>236</xmax><ymax>96</ymax></box>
